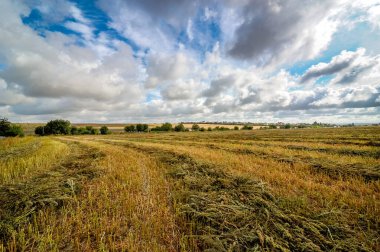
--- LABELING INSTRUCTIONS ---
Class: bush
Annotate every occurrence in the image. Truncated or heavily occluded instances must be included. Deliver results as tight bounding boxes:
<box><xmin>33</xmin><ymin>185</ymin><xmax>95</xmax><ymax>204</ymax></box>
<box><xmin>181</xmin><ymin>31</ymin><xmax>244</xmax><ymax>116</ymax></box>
<box><xmin>0</xmin><ymin>118</ymin><xmax>11</xmax><ymax>136</ymax></box>
<box><xmin>70</xmin><ymin>126</ymin><xmax>79</xmax><ymax>135</ymax></box>
<box><xmin>242</xmin><ymin>124</ymin><xmax>253</xmax><ymax>130</ymax></box>
<box><xmin>136</xmin><ymin>124</ymin><xmax>149</xmax><ymax>132</ymax></box>
<box><xmin>151</xmin><ymin>123</ymin><xmax>173</xmax><ymax>132</ymax></box>
<box><xmin>192</xmin><ymin>124</ymin><xmax>200</xmax><ymax>131</ymax></box>
<box><xmin>124</xmin><ymin>125</ymin><xmax>136</xmax><ymax>132</ymax></box>
<box><xmin>35</xmin><ymin>126</ymin><xmax>46</xmax><ymax>136</ymax></box>
<box><xmin>174</xmin><ymin>123</ymin><xmax>186</xmax><ymax>132</ymax></box>
<box><xmin>161</xmin><ymin>122</ymin><xmax>173</xmax><ymax>131</ymax></box>
<box><xmin>0</xmin><ymin>118</ymin><xmax>24</xmax><ymax>137</ymax></box>
<box><xmin>207</xmin><ymin>127</ymin><xmax>212</xmax><ymax>131</ymax></box>
<box><xmin>100</xmin><ymin>126</ymin><xmax>110</xmax><ymax>135</ymax></box>
<box><xmin>234</xmin><ymin>126</ymin><xmax>240</xmax><ymax>130</ymax></box>
<box><xmin>5</xmin><ymin>125</ymin><xmax>24</xmax><ymax>137</ymax></box>
<box><xmin>199</xmin><ymin>127</ymin><xmax>206</xmax><ymax>132</ymax></box>
<box><xmin>45</xmin><ymin>119</ymin><xmax>71</xmax><ymax>135</ymax></box>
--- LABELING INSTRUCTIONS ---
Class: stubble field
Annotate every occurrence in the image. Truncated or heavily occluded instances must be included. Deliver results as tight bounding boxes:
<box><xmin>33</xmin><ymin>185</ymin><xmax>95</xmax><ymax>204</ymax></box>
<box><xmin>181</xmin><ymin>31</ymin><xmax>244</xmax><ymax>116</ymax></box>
<box><xmin>0</xmin><ymin>127</ymin><xmax>379</xmax><ymax>251</ymax></box>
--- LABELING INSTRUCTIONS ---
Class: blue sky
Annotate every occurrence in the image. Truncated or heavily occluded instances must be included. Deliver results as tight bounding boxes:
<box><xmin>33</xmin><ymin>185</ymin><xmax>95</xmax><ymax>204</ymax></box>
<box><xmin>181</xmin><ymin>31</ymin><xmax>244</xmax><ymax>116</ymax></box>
<box><xmin>0</xmin><ymin>0</ymin><xmax>380</xmax><ymax>123</ymax></box>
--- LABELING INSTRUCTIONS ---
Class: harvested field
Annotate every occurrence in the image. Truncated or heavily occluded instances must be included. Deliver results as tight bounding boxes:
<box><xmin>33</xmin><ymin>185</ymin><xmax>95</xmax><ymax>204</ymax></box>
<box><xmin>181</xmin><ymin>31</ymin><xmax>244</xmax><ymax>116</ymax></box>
<box><xmin>0</xmin><ymin>127</ymin><xmax>379</xmax><ymax>251</ymax></box>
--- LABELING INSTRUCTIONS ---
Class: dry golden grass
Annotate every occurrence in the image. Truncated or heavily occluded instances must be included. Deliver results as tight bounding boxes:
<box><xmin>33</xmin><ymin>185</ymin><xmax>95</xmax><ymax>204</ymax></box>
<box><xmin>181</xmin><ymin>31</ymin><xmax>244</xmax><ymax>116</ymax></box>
<box><xmin>1</xmin><ymin>126</ymin><xmax>379</xmax><ymax>251</ymax></box>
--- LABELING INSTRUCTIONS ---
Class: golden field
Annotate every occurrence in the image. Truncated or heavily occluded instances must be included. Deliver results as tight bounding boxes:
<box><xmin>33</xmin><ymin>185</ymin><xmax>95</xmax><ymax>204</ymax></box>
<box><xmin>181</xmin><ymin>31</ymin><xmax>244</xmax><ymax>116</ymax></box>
<box><xmin>0</xmin><ymin>127</ymin><xmax>379</xmax><ymax>251</ymax></box>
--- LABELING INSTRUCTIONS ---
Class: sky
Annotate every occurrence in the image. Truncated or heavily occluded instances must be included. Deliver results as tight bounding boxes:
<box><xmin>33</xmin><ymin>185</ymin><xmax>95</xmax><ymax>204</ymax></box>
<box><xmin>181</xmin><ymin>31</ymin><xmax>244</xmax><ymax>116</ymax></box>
<box><xmin>0</xmin><ymin>0</ymin><xmax>380</xmax><ymax>123</ymax></box>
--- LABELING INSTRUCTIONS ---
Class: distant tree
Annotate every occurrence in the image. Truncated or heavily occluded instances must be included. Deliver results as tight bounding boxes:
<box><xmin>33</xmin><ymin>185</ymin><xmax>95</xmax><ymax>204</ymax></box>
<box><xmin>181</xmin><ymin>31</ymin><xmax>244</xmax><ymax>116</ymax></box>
<box><xmin>5</xmin><ymin>125</ymin><xmax>24</xmax><ymax>137</ymax></box>
<box><xmin>136</xmin><ymin>124</ymin><xmax>143</xmax><ymax>132</ymax></box>
<box><xmin>191</xmin><ymin>124</ymin><xmax>200</xmax><ymax>131</ymax></box>
<box><xmin>45</xmin><ymin>119</ymin><xmax>71</xmax><ymax>135</ymax></box>
<box><xmin>284</xmin><ymin>123</ymin><xmax>291</xmax><ymax>129</ymax></box>
<box><xmin>124</xmin><ymin>125</ymin><xmax>136</xmax><ymax>132</ymax></box>
<box><xmin>100</xmin><ymin>125</ymin><xmax>110</xmax><ymax>135</ymax></box>
<box><xmin>269</xmin><ymin>125</ymin><xmax>277</xmax><ymax>129</ymax></box>
<box><xmin>160</xmin><ymin>122</ymin><xmax>173</xmax><ymax>131</ymax></box>
<box><xmin>142</xmin><ymin>124</ymin><xmax>149</xmax><ymax>132</ymax></box>
<box><xmin>136</xmin><ymin>124</ymin><xmax>149</xmax><ymax>132</ymax></box>
<box><xmin>84</xmin><ymin>126</ymin><xmax>98</xmax><ymax>135</ymax></box>
<box><xmin>234</xmin><ymin>126</ymin><xmax>239</xmax><ymax>130</ymax></box>
<box><xmin>35</xmin><ymin>126</ymin><xmax>46</xmax><ymax>136</ymax></box>
<box><xmin>0</xmin><ymin>118</ymin><xmax>12</xmax><ymax>136</ymax></box>
<box><xmin>174</xmin><ymin>123</ymin><xmax>186</xmax><ymax>132</ymax></box>
<box><xmin>70</xmin><ymin>126</ymin><xmax>79</xmax><ymax>135</ymax></box>
<box><xmin>241</xmin><ymin>124</ymin><xmax>253</xmax><ymax>130</ymax></box>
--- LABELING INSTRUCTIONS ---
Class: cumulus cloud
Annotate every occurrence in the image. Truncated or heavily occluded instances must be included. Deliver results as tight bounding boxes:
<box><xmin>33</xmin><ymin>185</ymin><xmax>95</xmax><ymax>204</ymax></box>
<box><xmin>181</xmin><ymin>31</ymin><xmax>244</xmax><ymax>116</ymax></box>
<box><xmin>301</xmin><ymin>48</ymin><xmax>380</xmax><ymax>85</ymax></box>
<box><xmin>301</xmin><ymin>48</ymin><xmax>364</xmax><ymax>83</ymax></box>
<box><xmin>225</xmin><ymin>0</ymin><xmax>343</xmax><ymax>66</ymax></box>
<box><xmin>0</xmin><ymin>1</ymin><xmax>142</xmax><ymax>102</ymax></box>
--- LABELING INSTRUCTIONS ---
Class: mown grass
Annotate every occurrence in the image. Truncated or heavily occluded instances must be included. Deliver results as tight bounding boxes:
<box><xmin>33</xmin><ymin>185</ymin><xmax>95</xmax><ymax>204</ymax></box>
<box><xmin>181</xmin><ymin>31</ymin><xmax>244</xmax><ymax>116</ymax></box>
<box><xmin>0</xmin><ymin>126</ymin><xmax>379</xmax><ymax>251</ymax></box>
<box><xmin>0</xmin><ymin>140</ymin><xmax>104</xmax><ymax>251</ymax></box>
<box><xmin>0</xmin><ymin>137</ymin><xmax>70</xmax><ymax>184</ymax></box>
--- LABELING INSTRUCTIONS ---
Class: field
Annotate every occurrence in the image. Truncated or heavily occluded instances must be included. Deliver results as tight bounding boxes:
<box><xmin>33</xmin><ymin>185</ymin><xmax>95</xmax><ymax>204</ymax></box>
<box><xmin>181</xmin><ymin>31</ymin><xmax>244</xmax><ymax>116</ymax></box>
<box><xmin>0</xmin><ymin>127</ymin><xmax>379</xmax><ymax>251</ymax></box>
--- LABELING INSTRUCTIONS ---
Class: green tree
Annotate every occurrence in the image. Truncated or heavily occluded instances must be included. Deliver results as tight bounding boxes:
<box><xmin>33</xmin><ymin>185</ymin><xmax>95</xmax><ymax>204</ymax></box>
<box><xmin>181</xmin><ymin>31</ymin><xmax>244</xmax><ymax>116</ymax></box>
<box><xmin>100</xmin><ymin>126</ymin><xmax>110</xmax><ymax>135</ymax></box>
<box><xmin>136</xmin><ymin>124</ymin><xmax>149</xmax><ymax>132</ymax></box>
<box><xmin>191</xmin><ymin>124</ymin><xmax>200</xmax><ymax>131</ymax></box>
<box><xmin>35</xmin><ymin>126</ymin><xmax>45</xmax><ymax>136</ymax></box>
<box><xmin>174</xmin><ymin>123</ymin><xmax>186</xmax><ymax>132</ymax></box>
<box><xmin>6</xmin><ymin>125</ymin><xmax>24</xmax><ymax>137</ymax></box>
<box><xmin>242</xmin><ymin>124</ymin><xmax>253</xmax><ymax>130</ymax></box>
<box><xmin>70</xmin><ymin>126</ymin><xmax>79</xmax><ymax>135</ymax></box>
<box><xmin>124</xmin><ymin>125</ymin><xmax>136</xmax><ymax>132</ymax></box>
<box><xmin>45</xmin><ymin>119</ymin><xmax>71</xmax><ymax>135</ymax></box>
<box><xmin>0</xmin><ymin>118</ymin><xmax>11</xmax><ymax>136</ymax></box>
<box><xmin>160</xmin><ymin>122</ymin><xmax>173</xmax><ymax>131</ymax></box>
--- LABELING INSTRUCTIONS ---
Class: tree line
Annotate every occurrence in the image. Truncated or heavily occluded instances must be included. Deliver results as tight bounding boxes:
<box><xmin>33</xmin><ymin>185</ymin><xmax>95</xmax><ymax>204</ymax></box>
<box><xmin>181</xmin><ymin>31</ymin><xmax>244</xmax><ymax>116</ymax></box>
<box><xmin>35</xmin><ymin>119</ymin><xmax>110</xmax><ymax>136</ymax></box>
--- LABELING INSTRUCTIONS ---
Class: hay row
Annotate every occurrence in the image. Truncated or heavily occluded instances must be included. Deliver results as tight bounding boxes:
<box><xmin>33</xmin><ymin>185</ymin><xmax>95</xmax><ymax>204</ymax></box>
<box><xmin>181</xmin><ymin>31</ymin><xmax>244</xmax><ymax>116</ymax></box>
<box><xmin>112</xmin><ymin>142</ymin><xmax>371</xmax><ymax>251</ymax></box>
<box><xmin>0</xmin><ymin>141</ymin><xmax>104</xmax><ymax>241</ymax></box>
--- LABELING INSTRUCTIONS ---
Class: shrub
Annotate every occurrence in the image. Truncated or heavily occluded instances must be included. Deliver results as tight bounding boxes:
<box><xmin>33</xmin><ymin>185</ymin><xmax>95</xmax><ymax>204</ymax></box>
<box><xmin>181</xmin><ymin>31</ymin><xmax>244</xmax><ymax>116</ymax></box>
<box><xmin>207</xmin><ymin>127</ymin><xmax>212</xmax><ymax>131</ymax></box>
<box><xmin>0</xmin><ymin>118</ymin><xmax>11</xmax><ymax>136</ymax></box>
<box><xmin>45</xmin><ymin>119</ymin><xmax>71</xmax><ymax>135</ymax></box>
<box><xmin>234</xmin><ymin>126</ymin><xmax>239</xmax><ymax>130</ymax></box>
<box><xmin>124</xmin><ymin>125</ymin><xmax>136</xmax><ymax>132</ymax></box>
<box><xmin>136</xmin><ymin>124</ymin><xmax>149</xmax><ymax>132</ymax></box>
<box><xmin>5</xmin><ymin>125</ymin><xmax>24</xmax><ymax>137</ymax></box>
<box><xmin>192</xmin><ymin>124</ymin><xmax>200</xmax><ymax>131</ymax></box>
<box><xmin>242</xmin><ymin>124</ymin><xmax>253</xmax><ymax>130</ymax></box>
<box><xmin>70</xmin><ymin>126</ymin><xmax>79</xmax><ymax>135</ymax></box>
<box><xmin>35</xmin><ymin>126</ymin><xmax>46</xmax><ymax>136</ymax></box>
<box><xmin>0</xmin><ymin>118</ymin><xmax>24</xmax><ymax>137</ymax></box>
<box><xmin>269</xmin><ymin>125</ymin><xmax>277</xmax><ymax>129</ymax></box>
<box><xmin>199</xmin><ymin>127</ymin><xmax>206</xmax><ymax>132</ymax></box>
<box><xmin>161</xmin><ymin>122</ymin><xmax>173</xmax><ymax>131</ymax></box>
<box><xmin>174</xmin><ymin>123</ymin><xmax>186</xmax><ymax>132</ymax></box>
<box><xmin>100</xmin><ymin>126</ymin><xmax>110</xmax><ymax>135</ymax></box>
